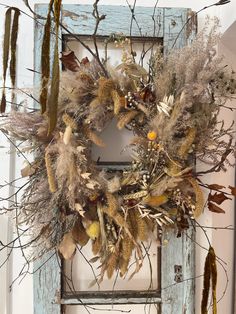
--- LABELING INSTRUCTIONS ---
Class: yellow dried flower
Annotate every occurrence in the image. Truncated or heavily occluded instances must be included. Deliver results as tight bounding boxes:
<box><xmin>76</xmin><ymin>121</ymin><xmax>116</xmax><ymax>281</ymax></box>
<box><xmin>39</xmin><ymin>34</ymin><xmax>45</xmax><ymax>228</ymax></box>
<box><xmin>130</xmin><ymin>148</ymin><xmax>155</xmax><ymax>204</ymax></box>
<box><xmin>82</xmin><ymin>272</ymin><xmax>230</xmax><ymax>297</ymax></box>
<box><xmin>144</xmin><ymin>194</ymin><xmax>168</xmax><ymax>207</ymax></box>
<box><xmin>147</xmin><ymin>130</ymin><xmax>157</xmax><ymax>141</ymax></box>
<box><xmin>86</xmin><ymin>221</ymin><xmax>100</xmax><ymax>240</ymax></box>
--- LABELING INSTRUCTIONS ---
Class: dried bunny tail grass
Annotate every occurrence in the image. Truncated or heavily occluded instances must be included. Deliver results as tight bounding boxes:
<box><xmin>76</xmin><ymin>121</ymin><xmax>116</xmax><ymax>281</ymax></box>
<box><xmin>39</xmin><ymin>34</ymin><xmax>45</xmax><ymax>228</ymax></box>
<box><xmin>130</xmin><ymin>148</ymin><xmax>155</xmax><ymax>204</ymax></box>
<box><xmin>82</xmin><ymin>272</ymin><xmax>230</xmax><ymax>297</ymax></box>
<box><xmin>187</xmin><ymin>177</ymin><xmax>205</xmax><ymax>218</ymax></box>
<box><xmin>92</xmin><ymin>235</ymin><xmax>102</xmax><ymax>255</ymax></box>
<box><xmin>107</xmin><ymin>251</ymin><xmax>118</xmax><ymax>279</ymax></box>
<box><xmin>79</xmin><ymin>72</ymin><xmax>94</xmax><ymax>85</ymax></box>
<box><xmin>72</xmin><ymin>218</ymin><xmax>89</xmax><ymax>247</ymax></box>
<box><xmin>103</xmin><ymin>193</ymin><xmax>131</xmax><ymax>235</ymax></box>
<box><xmin>45</xmin><ymin>150</ymin><xmax>57</xmax><ymax>193</ymax></box>
<box><xmin>85</xmin><ymin>128</ymin><xmax>106</xmax><ymax>147</ymax></box>
<box><xmin>128</xmin><ymin>210</ymin><xmax>138</xmax><ymax>240</ymax></box>
<box><xmin>117</xmin><ymin>110</ymin><xmax>138</xmax><ymax>129</ymax></box>
<box><xmin>111</xmin><ymin>90</ymin><xmax>125</xmax><ymax>115</ymax></box>
<box><xmin>62</xmin><ymin>113</ymin><xmax>77</xmax><ymax>130</ymax></box>
<box><xmin>178</xmin><ymin>127</ymin><xmax>196</xmax><ymax>159</ymax></box>
<box><xmin>97</xmin><ymin>77</ymin><xmax>116</xmax><ymax>102</ymax></box>
<box><xmin>134</xmin><ymin>208</ymin><xmax>149</xmax><ymax>242</ymax></box>
<box><xmin>119</xmin><ymin>235</ymin><xmax>133</xmax><ymax>277</ymax></box>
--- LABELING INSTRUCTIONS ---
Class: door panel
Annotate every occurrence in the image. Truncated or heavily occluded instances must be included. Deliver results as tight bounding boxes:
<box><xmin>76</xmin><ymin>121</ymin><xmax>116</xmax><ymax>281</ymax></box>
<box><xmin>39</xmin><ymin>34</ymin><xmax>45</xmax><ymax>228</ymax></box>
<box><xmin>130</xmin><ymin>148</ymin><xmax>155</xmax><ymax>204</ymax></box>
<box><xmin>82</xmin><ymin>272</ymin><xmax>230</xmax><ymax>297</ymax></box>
<box><xmin>34</xmin><ymin>4</ymin><xmax>196</xmax><ymax>314</ymax></box>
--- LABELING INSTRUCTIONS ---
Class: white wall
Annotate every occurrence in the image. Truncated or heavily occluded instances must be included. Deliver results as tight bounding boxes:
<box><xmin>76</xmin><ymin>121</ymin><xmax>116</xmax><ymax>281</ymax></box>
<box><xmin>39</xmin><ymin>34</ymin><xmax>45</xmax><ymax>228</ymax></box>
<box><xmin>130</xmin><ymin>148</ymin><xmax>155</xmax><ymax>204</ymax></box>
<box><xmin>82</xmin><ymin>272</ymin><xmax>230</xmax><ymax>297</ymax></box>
<box><xmin>0</xmin><ymin>1</ymin><xmax>235</xmax><ymax>314</ymax></box>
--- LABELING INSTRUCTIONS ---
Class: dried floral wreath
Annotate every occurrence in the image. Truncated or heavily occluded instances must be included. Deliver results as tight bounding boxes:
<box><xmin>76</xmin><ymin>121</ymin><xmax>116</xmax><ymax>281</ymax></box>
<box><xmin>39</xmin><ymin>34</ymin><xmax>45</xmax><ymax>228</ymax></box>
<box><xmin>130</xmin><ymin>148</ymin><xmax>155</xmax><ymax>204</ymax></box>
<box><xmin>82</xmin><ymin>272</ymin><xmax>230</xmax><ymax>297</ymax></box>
<box><xmin>0</xmin><ymin>2</ymin><xmax>236</xmax><ymax>312</ymax></box>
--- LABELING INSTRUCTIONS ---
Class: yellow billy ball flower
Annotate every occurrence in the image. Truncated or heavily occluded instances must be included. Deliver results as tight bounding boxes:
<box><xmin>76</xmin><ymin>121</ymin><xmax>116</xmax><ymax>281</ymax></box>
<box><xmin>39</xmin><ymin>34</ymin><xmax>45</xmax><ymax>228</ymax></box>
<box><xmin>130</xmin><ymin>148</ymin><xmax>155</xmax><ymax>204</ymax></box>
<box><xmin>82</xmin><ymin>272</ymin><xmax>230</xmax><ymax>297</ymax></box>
<box><xmin>147</xmin><ymin>130</ymin><xmax>157</xmax><ymax>141</ymax></box>
<box><xmin>86</xmin><ymin>221</ymin><xmax>100</xmax><ymax>240</ymax></box>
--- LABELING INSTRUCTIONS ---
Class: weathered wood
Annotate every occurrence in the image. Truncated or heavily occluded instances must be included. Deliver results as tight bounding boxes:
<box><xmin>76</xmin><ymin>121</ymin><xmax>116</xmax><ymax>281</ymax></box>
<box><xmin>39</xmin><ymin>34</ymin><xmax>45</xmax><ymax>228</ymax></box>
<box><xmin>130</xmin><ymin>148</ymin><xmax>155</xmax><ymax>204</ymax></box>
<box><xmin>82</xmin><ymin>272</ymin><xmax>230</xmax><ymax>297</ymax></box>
<box><xmin>33</xmin><ymin>4</ymin><xmax>196</xmax><ymax>313</ymax></box>
<box><xmin>33</xmin><ymin>252</ymin><xmax>61</xmax><ymax>314</ymax></box>
<box><xmin>61</xmin><ymin>290</ymin><xmax>161</xmax><ymax>305</ymax></box>
<box><xmin>61</xmin><ymin>5</ymin><xmax>164</xmax><ymax>38</ymax></box>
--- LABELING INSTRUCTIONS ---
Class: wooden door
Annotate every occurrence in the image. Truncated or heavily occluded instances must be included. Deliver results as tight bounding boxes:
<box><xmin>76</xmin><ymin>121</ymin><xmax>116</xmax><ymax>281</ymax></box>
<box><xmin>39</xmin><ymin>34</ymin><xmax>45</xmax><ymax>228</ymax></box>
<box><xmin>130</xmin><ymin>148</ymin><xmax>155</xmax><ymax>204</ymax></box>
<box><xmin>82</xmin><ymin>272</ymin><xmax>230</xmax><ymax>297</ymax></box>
<box><xmin>33</xmin><ymin>4</ymin><xmax>196</xmax><ymax>314</ymax></box>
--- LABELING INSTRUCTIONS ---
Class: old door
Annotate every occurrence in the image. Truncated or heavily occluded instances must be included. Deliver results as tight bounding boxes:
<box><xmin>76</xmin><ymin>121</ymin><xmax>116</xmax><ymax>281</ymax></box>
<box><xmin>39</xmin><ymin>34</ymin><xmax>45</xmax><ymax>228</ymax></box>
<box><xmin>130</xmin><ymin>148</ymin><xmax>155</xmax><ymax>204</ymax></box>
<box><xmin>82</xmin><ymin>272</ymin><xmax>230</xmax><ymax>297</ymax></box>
<box><xmin>34</xmin><ymin>4</ymin><xmax>196</xmax><ymax>314</ymax></box>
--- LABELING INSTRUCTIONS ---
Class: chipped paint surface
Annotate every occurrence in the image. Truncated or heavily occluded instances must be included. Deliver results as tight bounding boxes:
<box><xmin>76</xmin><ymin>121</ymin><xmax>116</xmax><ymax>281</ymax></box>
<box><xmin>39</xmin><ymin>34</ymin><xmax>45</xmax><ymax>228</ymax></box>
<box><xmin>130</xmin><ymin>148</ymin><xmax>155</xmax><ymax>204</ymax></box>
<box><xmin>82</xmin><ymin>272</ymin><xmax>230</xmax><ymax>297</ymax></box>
<box><xmin>34</xmin><ymin>4</ymin><xmax>195</xmax><ymax>314</ymax></box>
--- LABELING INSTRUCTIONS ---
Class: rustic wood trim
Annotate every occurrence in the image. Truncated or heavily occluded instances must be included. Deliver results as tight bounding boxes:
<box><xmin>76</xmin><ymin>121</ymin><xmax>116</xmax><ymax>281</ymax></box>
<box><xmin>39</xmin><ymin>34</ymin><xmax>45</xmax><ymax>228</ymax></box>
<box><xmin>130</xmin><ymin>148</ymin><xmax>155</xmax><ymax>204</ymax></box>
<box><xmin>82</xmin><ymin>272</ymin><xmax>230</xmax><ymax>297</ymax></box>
<box><xmin>34</xmin><ymin>4</ymin><xmax>196</xmax><ymax>313</ymax></box>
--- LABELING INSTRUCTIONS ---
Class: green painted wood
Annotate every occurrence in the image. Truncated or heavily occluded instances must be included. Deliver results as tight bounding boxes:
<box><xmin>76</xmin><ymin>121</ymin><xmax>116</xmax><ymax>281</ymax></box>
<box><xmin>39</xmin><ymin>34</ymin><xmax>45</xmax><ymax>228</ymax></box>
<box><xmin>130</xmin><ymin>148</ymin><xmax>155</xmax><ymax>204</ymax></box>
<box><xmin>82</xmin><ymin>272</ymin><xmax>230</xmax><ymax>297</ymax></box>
<box><xmin>33</xmin><ymin>252</ymin><xmax>61</xmax><ymax>314</ymax></box>
<box><xmin>61</xmin><ymin>4</ymin><xmax>164</xmax><ymax>37</ymax></box>
<box><xmin>34</xmin><ymin>4</ymin><xmax>196</xmax><ymax>313</ymax></box>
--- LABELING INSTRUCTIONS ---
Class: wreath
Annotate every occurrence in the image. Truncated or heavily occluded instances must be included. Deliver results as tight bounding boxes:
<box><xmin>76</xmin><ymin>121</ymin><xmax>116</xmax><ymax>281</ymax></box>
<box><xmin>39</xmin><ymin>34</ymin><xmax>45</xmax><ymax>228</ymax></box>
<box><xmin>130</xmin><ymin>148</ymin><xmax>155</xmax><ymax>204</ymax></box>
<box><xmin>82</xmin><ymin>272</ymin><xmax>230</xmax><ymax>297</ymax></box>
<box><xmin>0</xmin><ymin>2</ymin><xmax>236</xmax><ymax>312</ymax></box>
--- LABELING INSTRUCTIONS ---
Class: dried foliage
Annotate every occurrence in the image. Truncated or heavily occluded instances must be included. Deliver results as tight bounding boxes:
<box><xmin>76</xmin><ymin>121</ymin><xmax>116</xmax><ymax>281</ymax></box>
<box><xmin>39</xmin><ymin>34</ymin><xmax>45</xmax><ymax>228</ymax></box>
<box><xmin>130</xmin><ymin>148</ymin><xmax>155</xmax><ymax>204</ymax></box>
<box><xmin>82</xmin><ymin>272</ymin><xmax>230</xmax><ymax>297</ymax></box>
<box><xmin>0</xmin><ymin>12</ymin><xmax>235</xmax><ymax>299</ymax></box>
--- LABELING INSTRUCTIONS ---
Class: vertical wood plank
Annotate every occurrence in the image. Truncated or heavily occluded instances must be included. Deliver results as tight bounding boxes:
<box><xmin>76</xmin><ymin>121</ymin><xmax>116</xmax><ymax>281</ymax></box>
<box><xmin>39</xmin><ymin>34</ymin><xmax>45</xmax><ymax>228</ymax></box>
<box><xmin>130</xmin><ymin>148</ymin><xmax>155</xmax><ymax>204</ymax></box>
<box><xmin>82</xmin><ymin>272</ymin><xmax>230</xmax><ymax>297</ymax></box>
<box><xmin>33</xmin><ymin>4</ymin><xmax>61</xmax><ymax>314</ymax></box>
<box><xmin>34</xmin><ymin>252</ymin><xmax>61</xmax><ymax>314</ymax></box>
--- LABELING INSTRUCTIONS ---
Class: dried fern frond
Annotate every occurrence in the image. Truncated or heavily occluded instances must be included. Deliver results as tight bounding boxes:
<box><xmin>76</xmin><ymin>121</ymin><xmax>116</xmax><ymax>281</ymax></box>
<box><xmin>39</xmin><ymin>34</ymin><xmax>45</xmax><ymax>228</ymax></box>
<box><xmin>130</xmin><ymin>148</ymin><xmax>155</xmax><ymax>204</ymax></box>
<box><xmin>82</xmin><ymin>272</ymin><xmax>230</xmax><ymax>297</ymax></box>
<box><xmin>117</xmin><ymin>110</ymin><xmax>138</xmax><ymax>129</ymax></box>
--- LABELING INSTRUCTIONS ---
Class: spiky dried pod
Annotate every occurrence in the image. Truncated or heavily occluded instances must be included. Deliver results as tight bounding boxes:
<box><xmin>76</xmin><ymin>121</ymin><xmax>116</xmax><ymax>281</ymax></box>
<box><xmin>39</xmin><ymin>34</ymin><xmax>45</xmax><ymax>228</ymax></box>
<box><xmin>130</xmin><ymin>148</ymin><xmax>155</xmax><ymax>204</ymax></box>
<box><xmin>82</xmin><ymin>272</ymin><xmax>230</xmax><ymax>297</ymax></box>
<box><xmin>92</xmin><ymin>235</ymin><xmax>102</xmax><ymax>255</ymax></box>
<box><xmin>187</xmin><ymin>177</ymin><xmax>204</xmax><ymax>218</ymax></box>
<box><xmin>124</xmin><ymin>190</ymin><xmax>148</xmax><ymax>200</ymax></box>
<box><xmin>45</xmin><ymin>150</ymin><xmax>57</xmax><ymax>193</ymax></box>
<box><xmin>62</xmin><ymin>113</ymin><xmax>77</xmax><ymax>130</ymax></box>
<box><xmin>85</xmin><ymin>128</ymin><xmax>106</xmax><ymax>147</ymax></box>
<box><xmin>97</xmin><ymin>77</ymin><xmax>116</xmax><ymax>102</ymax></box>
<box><xmin>106</xmin><ymin>252</ymin><xmax>118</xmax><ymax>279</ymax></box>
<box><xmin>72</xmin><ymin>218</ymin><xmax>89</xmax><ymax>247</ymax></box>
<box><xmin>117</xmin><ymin>110</ymin><xmax>138</xmax><ymax>129</ymax></box>
<box><xmin>178</xmin><ymin>127</ymin><xmax>196</xmax><ymax>159</ymax></box>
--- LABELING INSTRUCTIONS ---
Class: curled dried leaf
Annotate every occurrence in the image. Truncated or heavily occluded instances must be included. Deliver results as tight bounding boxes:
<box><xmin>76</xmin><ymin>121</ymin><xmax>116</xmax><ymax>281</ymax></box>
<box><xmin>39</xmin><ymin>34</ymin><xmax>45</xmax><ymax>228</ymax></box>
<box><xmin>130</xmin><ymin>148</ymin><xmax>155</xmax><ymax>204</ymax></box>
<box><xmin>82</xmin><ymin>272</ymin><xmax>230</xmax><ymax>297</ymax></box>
<box><xmin>58</xmin><ymin>232</ymin><xmax>76</xmax><ymax>259</ymax></box>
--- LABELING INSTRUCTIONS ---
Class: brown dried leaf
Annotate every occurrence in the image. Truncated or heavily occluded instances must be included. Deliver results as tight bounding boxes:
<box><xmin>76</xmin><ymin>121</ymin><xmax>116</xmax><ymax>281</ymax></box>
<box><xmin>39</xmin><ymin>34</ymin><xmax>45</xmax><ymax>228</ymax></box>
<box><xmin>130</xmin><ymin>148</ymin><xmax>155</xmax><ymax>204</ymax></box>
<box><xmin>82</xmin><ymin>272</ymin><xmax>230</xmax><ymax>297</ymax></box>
<box><xmin>89</xmin><ymin>256</ymin><xmax>100</xmax><ymax>263</ymax></box>
<box><xmin>60</xmin><ymin>51</ymin><xmax>79</xmax><ymax>72</ymax></box>
<box><xmin>207</xmin><ymin>184</ymin><xmax>225</xmax><ymax>190</ymax></box>
<box><xmin>229</xmin><ymin>186</ymin><xmax>236</xmax><ymax>196</ymax></box>
<box><xmin>208</xmin><ymin>192</ymin><xmax>231</xmax><ymax>205</ymax></box>
<box><xmin>208</xmin><ymin>202</ymin><xmax>225</xmax><ymax>214</ymax></box>
<box><xmin>21</xmin><ymin>161</ymin><xmax>39</xmax><ymax>177</ymax></box>
<box><xmin>58</xmin><ymin>232</ymin><xmax>76</xmax><ymax>259</ymax></box>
